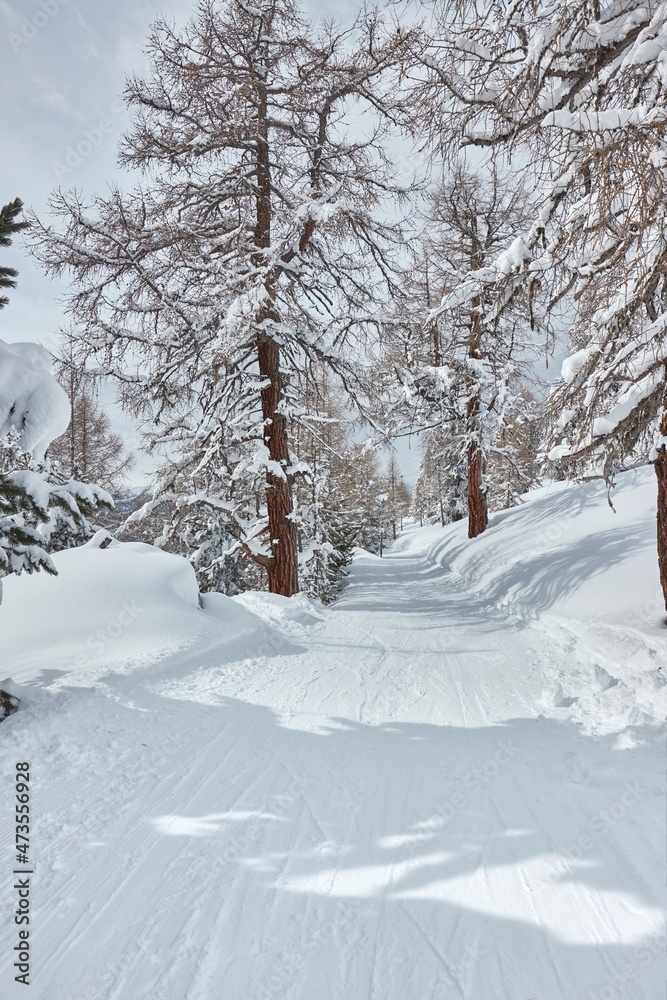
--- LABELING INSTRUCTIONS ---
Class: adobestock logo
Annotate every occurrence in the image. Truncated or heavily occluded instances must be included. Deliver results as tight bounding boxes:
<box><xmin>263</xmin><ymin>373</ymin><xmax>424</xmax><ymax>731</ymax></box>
<box><xmin>51</xmin><ymin>100</ymin><xmax>127</xmax><ymax>182</ymax></box>
<box><xmin>8</xmin><ymin>0</ymin><xmax>71</xmax><ymax>53</ymax></box>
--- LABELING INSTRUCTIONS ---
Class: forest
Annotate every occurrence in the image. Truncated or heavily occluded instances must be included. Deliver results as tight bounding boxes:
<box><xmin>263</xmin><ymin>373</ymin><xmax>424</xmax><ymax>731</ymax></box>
<box><xmin>0</xmin><ymin>4</ymin><xmax>666</xmax><ymax>999</ymax></box>
<box><xmin>2</xmin><ymin>0</ymin><xmax>666</xmax><ymax>610</ymax></box>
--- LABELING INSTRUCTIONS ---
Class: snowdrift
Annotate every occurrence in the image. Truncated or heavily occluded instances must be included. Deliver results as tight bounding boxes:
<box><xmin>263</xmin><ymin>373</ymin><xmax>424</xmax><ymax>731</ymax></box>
<box><xmin>388</xmin><ymin>465</ymin><xmax>667</xmax><ymax>729</ymax></box>
<box><xmin>406</xmin><ymin>466</ymin><xmax>661</xmax><ymax>626</ymax></box>
<box><xmin>0</xmin><ymin>462</ymin><xmax>664</xmax><ymax>1000</ymax></box>
<box><xmin>0</xmin><ymin>532</ymin><xmax>280</xmax><ymax>688</ymax></box>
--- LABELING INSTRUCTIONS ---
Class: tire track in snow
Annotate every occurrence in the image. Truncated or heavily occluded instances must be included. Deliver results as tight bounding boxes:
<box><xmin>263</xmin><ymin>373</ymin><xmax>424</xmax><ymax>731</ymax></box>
<box><xmin>5</xmin><ymin>530</ymin><xmax>665</xmax><ymax>1000</ymax></box>
<box><xmin>35</xmin><ymin>713</ymin><xmax>306</xmax><ymax>997</ymax></box>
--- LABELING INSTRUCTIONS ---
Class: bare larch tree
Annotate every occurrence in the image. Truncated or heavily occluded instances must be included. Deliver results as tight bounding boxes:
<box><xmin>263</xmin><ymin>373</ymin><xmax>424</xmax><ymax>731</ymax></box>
<box><xmin>31</xmin><ymin>0</ymin><xmax>418</xmax><ymax>595</ymax></box>
<box><xmin>416</xmin><ymin>1</ymin><xmax>667</xmax><ymax>606</ymax></box>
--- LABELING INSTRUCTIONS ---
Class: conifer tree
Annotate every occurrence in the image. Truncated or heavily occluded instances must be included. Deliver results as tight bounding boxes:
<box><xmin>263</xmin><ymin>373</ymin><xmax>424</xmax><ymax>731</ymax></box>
<box><xmin>48</xmin><ymin>373</ymin><xmax>135</xmax><ymax>495</ymax></box>
<box><xmin>420</xmin><ymin>0</ymin><xmax>667</xmax><ymax>607</ymax></box>
<box><xmin>0</xmin><ymin>198</ymin><xmax>28</xmax><ymax>310</ymax></box>
<box><xmin>391</xmin><ymin>163</ymin><xmax>536</xmax><ymax>536</ymax></box>
<box><xmin>337</xmin><ymin>444</ymin><xmax>391</xmax><ymax>555</ymax></box>
<box><xmin>0</xmin><ymin>204</ymin><xmax>110</xmax><ymax>587</ymax></box>
<box><xmin>486</xmin><ymin>389</ymin><xmax>540</xmax><ymax>514</ymax></box>
<box><xmin>412</xmin><ymin>424</ymin><xmax>466</xmax><ymax>527</ymax></box>
<box><xmin>0</xmin><ymin>200</ymin><xmax>57</xmax><ymax>581</ymax></box>
<box><xmin>385</xmin><ymin>452</ymin><xmax>411</xmax><ymax>539</ymax></box>
<box><xmin>31</xmin><ymin>0</ymin><xmax>418</xmax><ymax>597</ymax></box>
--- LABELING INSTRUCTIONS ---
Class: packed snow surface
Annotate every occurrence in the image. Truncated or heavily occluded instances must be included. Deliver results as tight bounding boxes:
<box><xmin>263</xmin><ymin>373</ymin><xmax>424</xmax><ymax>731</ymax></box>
<box><xmin>0</xmin><ymin>468</ymin><xmax>665</xmax><ymax>999</ymax></box>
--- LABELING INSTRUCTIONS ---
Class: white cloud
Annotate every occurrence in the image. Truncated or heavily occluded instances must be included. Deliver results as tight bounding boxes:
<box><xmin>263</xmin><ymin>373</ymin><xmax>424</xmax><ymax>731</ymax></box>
<box><xmin>29</xmin><ymin>79</ymin><xmax>84</xmax><ymax>121</ymax></box>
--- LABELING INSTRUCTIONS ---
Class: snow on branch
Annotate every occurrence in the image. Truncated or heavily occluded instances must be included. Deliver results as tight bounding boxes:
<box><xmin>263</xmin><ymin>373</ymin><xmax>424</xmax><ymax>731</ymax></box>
<box><xmin>0</xmin><ymin>340</ymin><xmax>69</xmax><ymax>460</ymax></box>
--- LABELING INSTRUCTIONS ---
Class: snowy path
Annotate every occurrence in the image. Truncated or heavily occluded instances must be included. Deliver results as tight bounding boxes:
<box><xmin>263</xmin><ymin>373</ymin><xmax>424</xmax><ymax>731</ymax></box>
<box><xmin>2</xmin><ymin>531</ymin><xmax>666</xmax><ymax>999</ymax></box>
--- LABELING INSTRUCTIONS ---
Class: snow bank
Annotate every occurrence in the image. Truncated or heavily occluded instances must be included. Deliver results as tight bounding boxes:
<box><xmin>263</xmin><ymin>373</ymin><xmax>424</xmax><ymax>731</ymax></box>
<box><xmin>233</xmin><ymin>590</ymin><xmax>325</xmax><ymax>636</ymax></box>
<box><xmin>413</xmin><ymin>467</ymin><xmax>659</xmax><ymax>624</ymax></box>
<box><xmin>0</xmin><ymin>536</ymin><xmax>277</xmax><ymax>686</ymax></box>
<box><xmin>391</xmin><ymin>466</ymin><xmax>667</xmax><ymax>730</ymax></box>
<box><xmin>0</xmin><ymin>467</ymin><xmax>663</xmax><ymax>999</ymax></box>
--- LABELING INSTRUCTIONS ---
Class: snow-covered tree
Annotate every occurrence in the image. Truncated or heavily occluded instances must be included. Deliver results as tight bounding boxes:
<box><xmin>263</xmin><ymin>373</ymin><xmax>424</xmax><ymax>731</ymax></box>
<box><xmin>486</xmin><ymin>389</ymin><xmax>540</xmax><ymax>513</ymax></box>
<box><xmin>49</xmin><ymin>369</ymin><xmax>135</xmax><ymax>495</ymax></box>
<box><xmin>0</xmin><ymin>339</ymin><xmax>111</xmax><ymax>588</ymax></box>
<box><xmin>127</xmin><ymin>441</ymin><xmax>262</xmax><ymax>596</ymax></box>
<box><xmin>289</xmin><ymin>376</ymin><xmax>357</xmax><ymax>601</ymax></box>
<box><xmin>123</xmin><ymin>375</ymin><xmax>395</xmax><ymax>601</ymax></box>
<box><xmin>418</xmin><ymin>0</ymin><xmax>667</xmax><ymax>606</ymax></box>
<box><xmin>411</xmin><ymin>423</ymin><xmax>467</xmax><ymax>527</ymax></box>
<box><xmin>0</xmin><ymin>200</ymin><xmax>110</xmax><ymax>581</ymax></box>
<box><xmin>31</xmin><ymin>0</ymin><xmax>417</xmax><ymax>597</ymax></box>
<box><xmin>391</xmin><ymin>163</ymin><xmax>535</xmax><ymax>536</ymax></box>
<box><xmin>335</xmin><ymin>443</ymin><xmax>392</xmax><ymax>555</ymax></box>
<box><xmin>385</xmin><ymin>451</ymin><xmax>411</xmax><ymax>539</ymax></box>
<box><xmin>288</xmin><ymin>375</ymin><xmax>403</xmax><ymax>598</ymax></box>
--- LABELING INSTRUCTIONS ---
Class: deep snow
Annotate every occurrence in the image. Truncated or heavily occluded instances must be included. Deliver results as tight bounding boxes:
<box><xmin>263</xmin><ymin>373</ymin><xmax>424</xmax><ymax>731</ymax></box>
<box><xmin>0</xmin><ymin>468</ymin><xmax>665</xmax><ymax>999</ymax></box>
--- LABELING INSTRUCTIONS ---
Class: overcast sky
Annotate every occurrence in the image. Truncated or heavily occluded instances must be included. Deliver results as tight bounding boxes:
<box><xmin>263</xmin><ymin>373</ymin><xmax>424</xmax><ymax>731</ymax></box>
<box><xmin>1</xmin><ymin>0</ymin><xmax>365</xmax><ymax>343</ymax></box>
<box><xmin>0</xmin><ymin>0</ymin><xmax>432</xmax><ymax>486</ymax></box>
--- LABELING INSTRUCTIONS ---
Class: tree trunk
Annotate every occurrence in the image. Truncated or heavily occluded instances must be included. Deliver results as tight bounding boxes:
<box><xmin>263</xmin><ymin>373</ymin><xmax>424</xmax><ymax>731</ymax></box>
<box><xmin>251</xmin><ymin>68</ymin><xmax>298</xmax><ymax>597</ymax></box>
<box><xmin>258</xmin><ymin>335</ymin><xmax>299</xmax><ymax>597</ymax></box>
<box><xmin>656</xmin><ymin>377</ymin><xmax>667</xmax><ymax>613</ymax></box>
<box><xmin>467</xmin><ymin>287</ymin><xmax>487</xmax><ymax>539</ymax></box>
<box><xmin>68</xmin><ymin>369</ymin><xmax>76</xmax><ymax>477</ymax></box>
<box><xmin>467</xmin><ymin>440</ymin><xmax>487</xmax><ymax>538</ymax></box>
<box><xmin>656</xmin><ymin>455</ymin><xmax>667</xmax><ymax>612</ymax></box>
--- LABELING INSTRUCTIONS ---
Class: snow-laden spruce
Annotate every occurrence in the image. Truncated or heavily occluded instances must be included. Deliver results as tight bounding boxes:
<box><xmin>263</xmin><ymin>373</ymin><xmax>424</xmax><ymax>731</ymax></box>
<box><xmin>0</xmin><ymin>339</ymin><xmax>112</xmax><ymax>593</ymax></box>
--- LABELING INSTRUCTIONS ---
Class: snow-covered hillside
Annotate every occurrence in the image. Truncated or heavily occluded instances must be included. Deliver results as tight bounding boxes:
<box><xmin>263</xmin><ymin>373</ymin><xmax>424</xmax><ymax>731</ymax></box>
<box><xmin>0</xmin><ymin>468</ymin><xmax>665</xmax><ymax>999</ymax></box>
<box><xmin>398</xmin><ymin>465</ymin><xmax>667</xmax><ymax>733</ymax></box>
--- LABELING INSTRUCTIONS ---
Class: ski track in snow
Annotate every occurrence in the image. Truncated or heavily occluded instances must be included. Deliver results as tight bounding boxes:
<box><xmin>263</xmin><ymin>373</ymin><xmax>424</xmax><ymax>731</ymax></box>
<box><xmin>1</xmin><ymin>530</ymin><xmax>666</xmax><ymax>999</ymax></box>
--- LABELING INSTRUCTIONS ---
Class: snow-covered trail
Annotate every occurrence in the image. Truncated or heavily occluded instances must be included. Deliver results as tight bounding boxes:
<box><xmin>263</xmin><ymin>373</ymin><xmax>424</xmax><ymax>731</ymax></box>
<box><xmin>2</xmin><ymin>531</ymin><xmax>666</xmax><ymax>1000</ymax></box>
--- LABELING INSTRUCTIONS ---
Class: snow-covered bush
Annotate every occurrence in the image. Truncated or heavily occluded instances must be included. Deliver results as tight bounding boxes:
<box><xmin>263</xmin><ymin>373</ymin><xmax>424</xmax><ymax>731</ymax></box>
<box><xmin>0</xmin><ymin>340</ymin><xmax>111</xmax><ymax>598</ymax></box>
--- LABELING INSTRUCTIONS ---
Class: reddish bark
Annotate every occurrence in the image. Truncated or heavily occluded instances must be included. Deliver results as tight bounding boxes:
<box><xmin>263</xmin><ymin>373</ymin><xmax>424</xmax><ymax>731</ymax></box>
<box><xmin>656</xmin><ymin>377</ymin><xmax>667</xmax><ymax>613</ymax></box>
<box><xmin>466</xmin><ymin>287</ymin><xmax>488</xmax><ymax>539</ymax></box>
<box><xmin>249</xmin><ymin>73</ymin><xmax>299</xmax><ymax>597</ymax></box>
<box><xmin>467</xmin><ymin>442</ymin><xmax>487</xmax><ymax>539</ymax></box>
<box><xmin>656</xmin><ymin>456</ymin><xmax>667</xmax><ymax>612</ymax></box>
<box><xmin>257</xmin><ymin>335</ymin><xmax>299</xmax><ymax>597</ymax></box>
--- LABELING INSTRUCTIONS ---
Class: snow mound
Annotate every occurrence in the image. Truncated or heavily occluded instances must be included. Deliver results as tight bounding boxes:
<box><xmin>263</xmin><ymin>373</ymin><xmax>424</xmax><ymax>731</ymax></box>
<box><xmin>233</xmin><ymin>590</ymin><xmax>325</xmax><ymax>635</ymax></box>
<box><xmin>0</xmin><ymin>466</ymin><xmax>664</xmax><ymax>1000</ymax></box>
<box><xmin>411</xmin><ymin>466</ymin><xmax>661</xmax><ymax>627</ymax></box>
<box><xmin>0</xmin><ymin>537</ymin><xmax>276</xmax><ymax>687</ymax></box>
